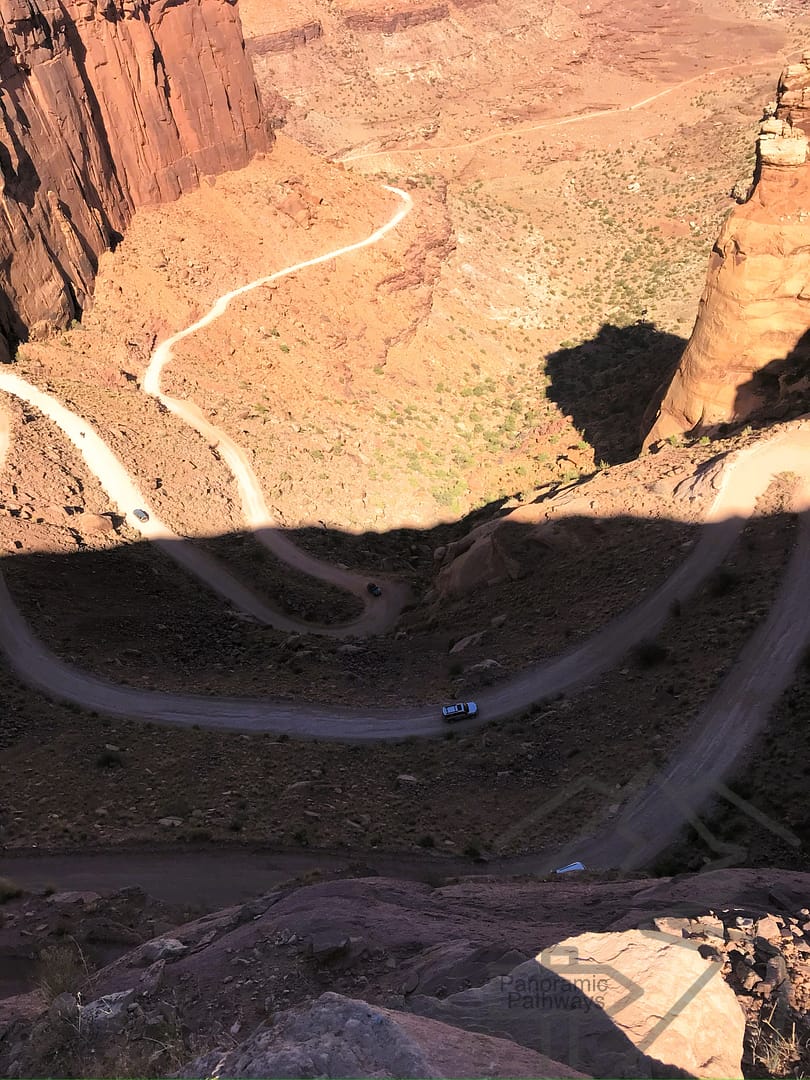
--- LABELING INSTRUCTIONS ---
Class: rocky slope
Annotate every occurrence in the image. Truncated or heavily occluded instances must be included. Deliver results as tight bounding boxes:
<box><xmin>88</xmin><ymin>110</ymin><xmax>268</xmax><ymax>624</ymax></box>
<box><xmin>0</xmin><ymin>0</ymin><xmax>268</xmax><ymax>358</ymax></box>
<box><xmin>1</xmin><ymin>868</ymin><xmax>809</xmax><ymax>1078</ymax></box>
<box><xmin>644</xmin><ymin>53</ymin><xmax>810</xmax><ymax>446</ymax></box>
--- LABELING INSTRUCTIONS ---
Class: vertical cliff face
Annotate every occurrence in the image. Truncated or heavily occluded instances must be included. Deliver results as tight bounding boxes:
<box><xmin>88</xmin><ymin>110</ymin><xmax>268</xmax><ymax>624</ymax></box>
<box><xmin>643</xmin><ymin>53</ymin><xmax>810</xmax><ymax>448</ymax></box>
<box><xmin>0</xmin><ymin>0</ymin><xmax>269</xmax><ymax>354</ymax></box>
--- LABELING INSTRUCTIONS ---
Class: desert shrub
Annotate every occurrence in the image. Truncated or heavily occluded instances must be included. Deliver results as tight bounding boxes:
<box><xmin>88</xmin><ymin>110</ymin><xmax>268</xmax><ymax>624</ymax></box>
<box><xmin>37</xmin><ymin>942</ymin><xmax>88</xmax><ymax>1002</ymax></box>
<box><xmin>0</xmin><ymin>877</ymin><xmax>23</xmax><ymax>903</ymax></box>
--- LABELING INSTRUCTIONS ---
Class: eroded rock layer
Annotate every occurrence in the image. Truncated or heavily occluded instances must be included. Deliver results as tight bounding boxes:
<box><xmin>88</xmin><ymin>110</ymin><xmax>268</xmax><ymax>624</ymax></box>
<box><xmin>644</xmin><ymin>52</ymin><xmax>810</xmax><ymax>446</ymax></box>
<box><xmin>0</xmin><ymin>0</ymin><xmax>268</xmax><ymax>353</ymax></box>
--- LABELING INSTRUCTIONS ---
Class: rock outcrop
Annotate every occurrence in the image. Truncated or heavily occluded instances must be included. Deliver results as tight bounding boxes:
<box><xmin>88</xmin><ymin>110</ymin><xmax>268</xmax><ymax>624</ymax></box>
<box><xmin>644</xmin><ymin>52</ymin><xmax>810</xmax><ymax>446</ymax></box>
<box><xmin>2</xmin><ymin>870</ymin><xmax>809</xmax><ymax>1078</ymax></box>
<box><xmin>429</xmin><ymin>486</ymin><xmax>601</xmax><ymax>600</ymax></box>
<box><xmin>247</xmin><ymin>20</ymin><xmax>322</xmax><ymax>56</ymax></box>
<box><xmin>0</xmin><ymin>0</ymin><xmax>269</xmax><ymax>355</ymax></box>
<box><xmin>180</xmin><ymin>992</ymin><xmax>588</xmax><ymax>1078</ymax></box>
<box><xmin>341</xmin><ymin>3</ymin><xmax>450</xmax><ymax>34</ymax></box>
<box><xmin>410</xmin><ymin>930</ymin><xmax>746</xmax><ymax>1078</ymax></box>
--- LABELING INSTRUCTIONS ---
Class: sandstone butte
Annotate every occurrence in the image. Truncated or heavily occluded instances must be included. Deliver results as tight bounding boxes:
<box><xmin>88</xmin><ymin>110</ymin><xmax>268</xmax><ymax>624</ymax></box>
<box><xmin>643</xmin><ymin>53</ymin><xmax>810</xmax><ymax>448</ymax></box>
<box><xmin>0</xmin><ymin>0</ymin><xmax>269</xmax><ymax>360</ymax></box>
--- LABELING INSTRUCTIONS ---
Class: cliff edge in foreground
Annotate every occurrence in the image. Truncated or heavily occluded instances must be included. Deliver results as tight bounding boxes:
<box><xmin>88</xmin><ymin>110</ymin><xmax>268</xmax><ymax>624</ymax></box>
<box><xmin>1</xmin><ymin>869</ymin><xmax>809</xmax><ymax>1078</ymax></box>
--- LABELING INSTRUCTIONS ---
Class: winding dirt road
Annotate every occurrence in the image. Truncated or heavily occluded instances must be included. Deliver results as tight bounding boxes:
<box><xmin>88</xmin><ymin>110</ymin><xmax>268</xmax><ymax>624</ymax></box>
<box><xmin>0</xmin><ymin>402</ymin><xmax>808</xmax><ymax>741</ymax></box>
<box><xmin>338</xmin><ymin>59</ymin><xmax>783</xmax><ymax>165</ymax></box>
<box><xmin>0</xmin><ymin>188</ymin><xmax>414</xmax><ymax>641</ymax></box>
<box><xmin>1</xmin><ymin>123</ymin><xmax>808</xmax><ymax>875</ymax></box>
<box><xmin>141</xmin><ymin>184</ymin><xmax>415</xmax><ymax>635</ymax></box>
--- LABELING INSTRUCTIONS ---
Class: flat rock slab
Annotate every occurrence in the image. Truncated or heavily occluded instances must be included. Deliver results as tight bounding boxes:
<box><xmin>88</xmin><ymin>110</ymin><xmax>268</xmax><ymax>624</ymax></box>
<box><xmin>178</xmin><ymin>991</ymin><xmax>588</xmax><ymax>1078</ymax></box>
<box><xmin>410</xmin><ymin>929</ymin><xmax>745</xmax><ymax>1079</ymax></box>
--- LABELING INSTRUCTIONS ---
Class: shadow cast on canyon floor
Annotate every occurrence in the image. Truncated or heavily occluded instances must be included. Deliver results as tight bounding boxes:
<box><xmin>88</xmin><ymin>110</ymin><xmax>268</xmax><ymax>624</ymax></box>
<box><xmin>545</xmin><ymin>322</ymin><xmax>687</xmax><ymax>464</ymax></box>
<box><xmin>1</xmin><ymin>498</ymin><xmax>809</xmax><ymax>881</ymax></box>
<box><xmin>727</xmin><ymin>329</ymin><xmax>810</xmax><ymax>434</ymax></box>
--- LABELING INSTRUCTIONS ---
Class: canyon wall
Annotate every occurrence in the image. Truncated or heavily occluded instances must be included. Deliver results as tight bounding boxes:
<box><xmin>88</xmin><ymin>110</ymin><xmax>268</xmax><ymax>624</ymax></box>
<box><xmin>0</xmin><ymin>0</ymin><xmax>269</xmax><ymax>356</ymax></box>
<box><xmin>247</xmin><ymin>21</ymin><xmax>323</xmax><ymax>56</ymax></box>
<box><xmin>643</xmin><ymin>53</ymin><xmax>810</xmax><ymax>447</ymax></box>
<box><xmin>341</xmin><ymin>3</ymin><xmax>450</xmax><ymax>33</ymax></box>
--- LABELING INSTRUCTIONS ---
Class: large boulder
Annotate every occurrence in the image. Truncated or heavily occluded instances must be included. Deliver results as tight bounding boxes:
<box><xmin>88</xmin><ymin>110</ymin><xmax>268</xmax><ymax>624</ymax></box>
<box><xmin>79</xmin><ymin>989</ymin><xmax>137</xmax><ymax>1037</ymax></box>
<box><xmin>409</xmin><ymin>930</ymin><xmax>746</xmax><ymax>1079</ymax></box>
<box><xmin>178</xmin><ymin>992</ymin><xmax>587</xmax><ymax>1078</ymax></box>
<box><xmin>434</xmin><ymin>531</ymin><xmax>522</xmax><ymax>598</ymax></box>
<box><xmin>432</xmin><ymin>490</ymin><xmax>598</xmax><ymax>599</ymax></box>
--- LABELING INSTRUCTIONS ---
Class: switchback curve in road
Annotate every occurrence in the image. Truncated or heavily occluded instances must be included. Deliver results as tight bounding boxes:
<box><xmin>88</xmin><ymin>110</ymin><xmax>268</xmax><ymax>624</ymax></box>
<box><xmin>0</xmin><ymin>371</ymin><xmax>339</xmax><ymax>636</ymax></box>
<box><xmin>0</xmin><ymin>413</ymin><xmax>808</xmax><ymax>747</ymax></box>
<box><xmin>3</xmin><ymin>415</ymin><xmax>809</xmax><ymax>876</ymax></box>
<box><xmin>1</xmin><ymin>184</ymin><xmax>809</xmax><ymax>871</ymax></box>
<box><xmin>506</xmin><ymin>439</ymin><xmax>810</xmax><ymax>876</ymax></box>
<box><xmin>0</xmin><ymin>187</ymin><xmax>415</xmax><ymax>641</ymax></box>
<box><xmin>142</xmin><ymin>184</ymin><xmax>415</xmax><ymax>636</ymax></box>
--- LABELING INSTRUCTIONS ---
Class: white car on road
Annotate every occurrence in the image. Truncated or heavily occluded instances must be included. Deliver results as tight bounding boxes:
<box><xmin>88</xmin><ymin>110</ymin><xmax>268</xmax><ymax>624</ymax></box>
<box><xmin>441</xmin><ymin>701</ymin><xmax>478</xmax><ymax>722</ymax></box>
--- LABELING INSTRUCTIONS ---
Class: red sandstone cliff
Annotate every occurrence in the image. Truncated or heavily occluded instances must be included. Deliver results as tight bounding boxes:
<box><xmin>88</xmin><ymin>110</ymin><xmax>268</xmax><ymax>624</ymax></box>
<box><xmin>0</xmin><ymin>0</ymin><xmax>269</xmax><ymax>356</ymax></box>
<box><xmin>643</xmin><ymin>52</ymin><xmax>810</xmax><ymax>447</ymax></box>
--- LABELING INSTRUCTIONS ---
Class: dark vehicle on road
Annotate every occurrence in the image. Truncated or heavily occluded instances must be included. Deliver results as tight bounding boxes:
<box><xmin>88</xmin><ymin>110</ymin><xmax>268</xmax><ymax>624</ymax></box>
<box><xmin>367</xmin><ymin>582</ymin><xmax>382</xmax><ymax>597</ymax></box>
